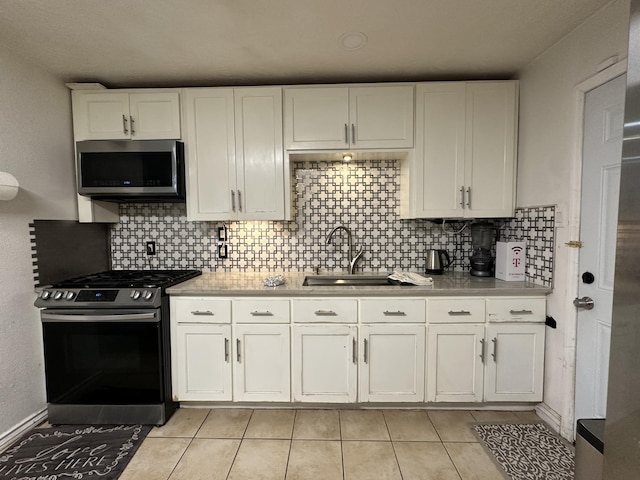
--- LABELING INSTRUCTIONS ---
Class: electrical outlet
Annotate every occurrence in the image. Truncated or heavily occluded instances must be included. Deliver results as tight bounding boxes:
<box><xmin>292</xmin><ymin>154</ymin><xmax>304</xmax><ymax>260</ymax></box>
<box><xmin>146</xmin><ymin>241</ymin><xmax>156</xmax><ymax>255</ymax></box>
<box><xmin>218</xmin><ymin>243</ymin><xmax>227</xmax><ymax>259</ymax></box>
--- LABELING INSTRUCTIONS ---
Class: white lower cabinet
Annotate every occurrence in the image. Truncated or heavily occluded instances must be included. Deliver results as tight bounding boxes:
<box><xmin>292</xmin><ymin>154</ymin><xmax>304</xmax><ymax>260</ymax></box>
<box><xmin>484</xmin><ymin>323</ymin><xmax>545</xmax><ymax>402</ymax></box>
<box><xmin>233</xmin><ymin>324</ymin><xmax>290</xmax><ymax>402</ymax></box>
<box><xmin>175</xmin><ymin>323</ymin><xmax>232</xmax><ymax>401</ymax></box>
<box><xmin>292</xmin><ymin>325</ymin><xmax>358</xmax><ymax>402</ymax></box>
<box><xmin>359</xmin><ymin>325</ymin><xmax>425</xmax><ymax>402</ymax></box>
<box><xmin>427</xmin><ymin>324</ymin><xmax>484</xmax><ymax>402</ymax></box>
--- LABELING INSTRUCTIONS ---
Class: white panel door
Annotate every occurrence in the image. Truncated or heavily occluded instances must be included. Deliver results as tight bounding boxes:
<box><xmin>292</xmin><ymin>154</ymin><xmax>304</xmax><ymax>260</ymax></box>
<box><xmin>175</xmin><ymin>324</ymin><xmax>232</xmax><ymax>401</ymax></box>
<box><xmin>234</xmin><ymin>87</ymin><xmax>285</xmax><ymax>220</ymax></box>
<box><xmin>233</xmin><ymin>324</ymin><xmax>290</xmax><ymax>402</ymax></box>
<box><xmin>359</xmin><ymin>325</ymin><xmax>425</xmax><ymax>402</ymax></box>
<box><xmin>426</xmin><ymin>324</ymin><xmax>484</xmax><ymax>402</ymax></box>
<box><xmin>129</xmin><ymin>92</ymin><xmax>181</xmax><ymax>139</ymax></box>
<box><xmin>575</xmin><ymin>74</ymin><xmax>625</xmax><ymax>420</ymax></box>
<box><xmin>184</xmin><ymin>88</ymin><xmax>236</xmax><ymax>220</ymax></box>
<box><xmin>284</xmin><ymin>87</ymin><xmax>349</xmax><ymax>149</ymax></box>
<box><xmin>72</xmin><ymin>91</ymin><xmax>130</xmax><ymax>140</ymax></box>
<box><xmin>292</xmin><ymin>325</ymin><xmax>357</xmax><ymax>402</ymax></box>
<box><xmin>465</xmin><ymin>81</ymin><xmax>517</xmax><ymax>217</ymax></box>
<box><xmin>484</xmin><ymin>323</ymin><xmax>545</xmax><ymax>402</ymax></box>
<box><xmin>413</xmin><ymin>83</ymin><xmax>466</xmax><ymax>218</ymax></box>
<box><xmin>349</xmin><ymin>86</ymin><xmax>414</xmax><ymax>148</ymax></box>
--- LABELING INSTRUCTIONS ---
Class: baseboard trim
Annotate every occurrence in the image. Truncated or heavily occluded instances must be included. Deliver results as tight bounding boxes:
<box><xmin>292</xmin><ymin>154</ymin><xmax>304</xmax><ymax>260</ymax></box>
<box><xmin>535</xmin><ymin>402</ymin><xmax>562</xmax><ymax>433</ymax></box>
<box><xmin>0</xmin><ymin>408</ymin><xmax>47</xmax><ymax>453</ymax></box>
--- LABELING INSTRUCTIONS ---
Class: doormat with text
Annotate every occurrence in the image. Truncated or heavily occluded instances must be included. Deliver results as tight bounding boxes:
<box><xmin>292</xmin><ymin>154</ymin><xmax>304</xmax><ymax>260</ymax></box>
<box><xmin>0</xmin><ymin>424</ymin><xmax>150</xmax><ymax>480</ymax></box>
<box><xmin>474</xmin><ymin>423</ymin><xmax>574</xmax><ymax>480</ymax></box>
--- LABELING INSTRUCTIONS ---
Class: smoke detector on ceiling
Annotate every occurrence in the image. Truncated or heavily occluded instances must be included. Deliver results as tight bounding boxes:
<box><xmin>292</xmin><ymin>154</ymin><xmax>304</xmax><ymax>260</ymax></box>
<box><xmin>338</xmin><ymin>32</ymin><xmax>368</xmax><ymax>51</ymax></box>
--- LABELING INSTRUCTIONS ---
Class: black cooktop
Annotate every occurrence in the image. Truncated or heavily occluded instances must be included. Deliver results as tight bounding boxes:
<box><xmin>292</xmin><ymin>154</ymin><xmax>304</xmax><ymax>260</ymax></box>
<box><xmin>53</xmin><ymin>270</ymin><xmax>202</xmax><ymax>289</ymax></box>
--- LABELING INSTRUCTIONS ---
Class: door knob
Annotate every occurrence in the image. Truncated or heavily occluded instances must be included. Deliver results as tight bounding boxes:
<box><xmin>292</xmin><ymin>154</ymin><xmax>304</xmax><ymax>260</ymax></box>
<box><xmin>573</xmin><ymin>296</ymin><xmax>595</xmax><ymax>310</ymax></box>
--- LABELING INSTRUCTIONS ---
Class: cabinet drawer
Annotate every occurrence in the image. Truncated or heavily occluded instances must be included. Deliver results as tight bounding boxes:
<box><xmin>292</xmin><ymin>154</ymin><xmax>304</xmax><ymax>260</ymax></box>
<box><xmin>427</xmin><ymin>298</ymin><xmax>485</xmax><ymax>323</ymax></box>
<box><xmin>486</xmin><ymin>297</ymin><xmax>546</xmax><ymax>322</ymax></box>
<box><xmin>172</xmin><ymin>297</ymin><xmax>231</xmax><ymax>323</ymax></box>
<box><xmin>292</xmin><ymin>299</ymin><xmax>357</xmax><ymax>323</ymax></box>
<box><xmin>233</xmin><ymin>299</ymin><xmax>290</xmax><ymax>323</ymax></box>
<box><xmin>360</xmin><ymin>299</ymin><xmax>426</xmax><ymax>323</ymax></box>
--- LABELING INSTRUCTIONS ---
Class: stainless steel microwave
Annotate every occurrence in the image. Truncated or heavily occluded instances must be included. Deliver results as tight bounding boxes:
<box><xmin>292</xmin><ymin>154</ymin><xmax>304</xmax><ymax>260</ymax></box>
<box><xmin>76</xmin><ymin>140</ymin><xmax>185</xmax><ymax>202</ymax></box>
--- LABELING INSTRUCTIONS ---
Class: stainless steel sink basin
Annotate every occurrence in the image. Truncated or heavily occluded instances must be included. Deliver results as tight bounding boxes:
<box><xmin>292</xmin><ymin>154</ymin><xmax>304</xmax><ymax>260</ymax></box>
<box><xmin>303</xmin><ymin>275</ymin><xmax>393</xmax><ymax>286</ymax></box>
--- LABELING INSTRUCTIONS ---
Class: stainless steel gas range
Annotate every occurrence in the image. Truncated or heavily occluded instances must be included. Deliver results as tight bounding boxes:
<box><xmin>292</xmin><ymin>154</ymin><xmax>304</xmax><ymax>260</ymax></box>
<box><xmin>34</xmin><ymin>269</ymin><xmax>201</xmax><ymax>425</ymax></box>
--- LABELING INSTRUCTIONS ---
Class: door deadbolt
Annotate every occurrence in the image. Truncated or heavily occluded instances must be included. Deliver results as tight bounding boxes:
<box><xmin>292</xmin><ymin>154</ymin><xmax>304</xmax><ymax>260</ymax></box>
<box><xmin>573</xmin><ymin>296</ymin><xmax>595</xmax><ymax>310</ymax></box>
<box><xmin>582</xmin><ymin>272</ymin><xmax>595</xmax><ymax>284</ymax></box>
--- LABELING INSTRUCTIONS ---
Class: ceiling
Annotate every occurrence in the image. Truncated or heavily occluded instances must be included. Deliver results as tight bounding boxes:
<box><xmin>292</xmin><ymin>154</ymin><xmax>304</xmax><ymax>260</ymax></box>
<box><xmin>0</xmin><ymin>0</ymin><xmax>614</xmax><ymax>88</ymax></box>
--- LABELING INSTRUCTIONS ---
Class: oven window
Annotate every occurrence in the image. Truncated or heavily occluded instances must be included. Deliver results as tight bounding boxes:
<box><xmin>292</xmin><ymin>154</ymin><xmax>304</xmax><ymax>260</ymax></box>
<box><xmin>42</xmin><ymin>321</ymin><xmax>163</xmax><ymax>405</ymax></box>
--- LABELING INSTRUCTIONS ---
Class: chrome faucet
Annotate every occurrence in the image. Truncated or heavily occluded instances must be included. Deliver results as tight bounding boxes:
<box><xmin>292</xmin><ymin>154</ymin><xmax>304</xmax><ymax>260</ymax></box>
<box><xmin>326</xmin><ymin>225</ymin><xmax>364</xmax><ymax>274</ymax></box>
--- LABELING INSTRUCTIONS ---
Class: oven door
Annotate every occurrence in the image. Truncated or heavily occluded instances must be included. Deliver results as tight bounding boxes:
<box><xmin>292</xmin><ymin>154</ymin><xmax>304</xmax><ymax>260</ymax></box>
<box><xmin>41</xmin><ymin>309</ymin><xmax>164</xmax><ymax>406</ymax></box>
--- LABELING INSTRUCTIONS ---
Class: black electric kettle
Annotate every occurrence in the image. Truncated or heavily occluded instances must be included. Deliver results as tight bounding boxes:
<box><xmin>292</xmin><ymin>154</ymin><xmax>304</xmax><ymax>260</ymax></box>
<box><xmin>425</xmin><ymin>249</ymin><xmax>452</xmax><ymax>275</ymax></box>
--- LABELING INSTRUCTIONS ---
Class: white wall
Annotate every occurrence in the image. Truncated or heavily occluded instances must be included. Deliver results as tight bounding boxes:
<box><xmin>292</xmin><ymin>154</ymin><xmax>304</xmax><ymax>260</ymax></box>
<box><xmin>0</xmin><ymin>48</ymin><xmax>77</xmax><ymax>436</ymax></box>
<box><xmin>516</xmin><ymin>0</ymin><xmax>630</xmax><ymax>437</ymax></box>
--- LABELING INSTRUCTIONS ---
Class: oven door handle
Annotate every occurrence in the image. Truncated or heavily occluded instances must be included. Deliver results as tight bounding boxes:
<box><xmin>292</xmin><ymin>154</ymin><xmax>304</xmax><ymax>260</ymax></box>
<box><xmin>41</xmin><ymin>312</ymin><xmax>159</xmax><ymax>322</ymax></box>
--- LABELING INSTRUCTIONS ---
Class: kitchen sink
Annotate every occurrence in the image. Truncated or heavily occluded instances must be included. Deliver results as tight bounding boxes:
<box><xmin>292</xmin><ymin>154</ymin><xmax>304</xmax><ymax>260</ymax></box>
<box><xmin>303</xmin><ymin>275</ymin><xmax>393</xmax><ymax>286</ymax></box>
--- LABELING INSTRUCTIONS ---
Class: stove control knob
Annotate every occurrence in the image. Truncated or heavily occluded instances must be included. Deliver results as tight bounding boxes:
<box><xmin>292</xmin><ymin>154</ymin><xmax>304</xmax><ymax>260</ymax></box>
<box><xmin>53</xmin><ymin>291</ymin><xmax>64</xmax><ymax>300</ymax></box>
<box><xmin>130</xmin><ymin>290</ymin><xmax>141</xmax><ymax>300</ymax></box>
<box><xmin>40</xmin><ymin>290</ymin><xmax>51</xmax><ymax>300</ymax></box>
<box><xmin>66</xmin><ymin>291</ymin><xmax>76</xmax><ymax>300</ymax></box>
<box><xmin>143</xmin><ymin>290</ymin><xmax>153</xmax><ymax>301</ymax></box>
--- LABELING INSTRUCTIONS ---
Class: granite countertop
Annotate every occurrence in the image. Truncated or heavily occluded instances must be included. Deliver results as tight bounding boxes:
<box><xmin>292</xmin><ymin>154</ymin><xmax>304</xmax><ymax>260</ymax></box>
<box><xmin>166</xmin><ymin>271</ymin><xmax>551</xmax><ymax>297</ymax></box>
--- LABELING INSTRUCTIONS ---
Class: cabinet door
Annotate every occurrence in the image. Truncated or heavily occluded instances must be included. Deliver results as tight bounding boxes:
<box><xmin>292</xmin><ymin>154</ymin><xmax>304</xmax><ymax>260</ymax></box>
<box><xmin>359</xmin><ymin>325</ymin><xmax>425</xmax><ymax>402</ymax></box>
<box><xmin>72</xmin><ymin>91</ymin><xmax>131</xmax><ymax>140</ymax></box>
<box><xmin>284</xmin><ymin>87</ymin><xmax>349</xmax><ymax>149</ymax></box>
<box><xmin>426</xmin><ymin>324</ymin><xmax>484</xmax><ymax>402</ymax></box>
<box><xmin>175</xmin><ymin>324</ymin><xmax>232</xmax><ymax>401</ymax></box>
<box><xmin>184</xmin><ymin>88</ymin><xmax>237</xmax><ymax>220</ymax></box>
<box><xmin>129</xmin><ymin>92</ymin><xmax>181</xmax><ymax>140</ymax></box>
<box><xmin>233</xmin><ymin>324</ymin><xmax>290</xmax><ymax>402</ymax></box>
<box><xmin>234</xmin><ymin>88</ymin><xmax>285</xmax><ymax>220</ymax></box>
<box><xmin>465</xmin><ymin>81</ymin><xmax>517</xmax><ymax>217</ymax></box>
<box><xmin>292</xmin><ymin>325</ymin><xmax>357</xmax><ymax>402</ymax></box>
<box><xmin>413</xmin><ymin>83</ymin><xmax>466</xmax><ymax>218</ymax></box>
<box><xmin>484</xmin><ymin>323</ymin><xmax>545</xmax><ymax>402</ymax></box>
<box><xmin>349</xmin><ymin>86</ymin><xmax>414</xmax><ymax>148</ymax></box>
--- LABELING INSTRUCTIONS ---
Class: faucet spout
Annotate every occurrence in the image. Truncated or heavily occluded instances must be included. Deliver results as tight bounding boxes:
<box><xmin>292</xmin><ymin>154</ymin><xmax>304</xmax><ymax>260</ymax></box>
<box><xmin>326</xmin><ymin>225</ymin><xmax>363</xmax><ymax>274</ymax></box>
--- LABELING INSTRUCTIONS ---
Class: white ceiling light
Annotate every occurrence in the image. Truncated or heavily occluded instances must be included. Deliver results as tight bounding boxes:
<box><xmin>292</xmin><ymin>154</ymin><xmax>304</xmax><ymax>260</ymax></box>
<box><xmin>338</xmin><ymin>32</ymin><xmax>368</xmax><ymax>51</ymax></box>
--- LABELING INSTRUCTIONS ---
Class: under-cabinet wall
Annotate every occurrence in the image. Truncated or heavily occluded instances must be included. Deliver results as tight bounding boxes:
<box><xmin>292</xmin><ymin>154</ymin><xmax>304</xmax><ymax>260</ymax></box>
<box><xmin>110</xmin><ymin>160</ymin><xmax>555</xmax><ymax>286</ymax></box>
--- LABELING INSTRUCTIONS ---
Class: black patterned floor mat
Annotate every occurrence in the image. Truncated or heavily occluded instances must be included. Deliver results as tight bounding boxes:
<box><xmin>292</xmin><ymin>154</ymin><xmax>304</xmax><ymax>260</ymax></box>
<box><xmin>474</xmin><ymin>423</ymin><xmax>575</xmax><ymax>480</ymax></box>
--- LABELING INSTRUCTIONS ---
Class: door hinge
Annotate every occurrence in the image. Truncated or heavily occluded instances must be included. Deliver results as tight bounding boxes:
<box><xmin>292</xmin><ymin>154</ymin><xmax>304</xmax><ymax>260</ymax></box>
<box><xmin>565</xmin><ymin>240</ymin><xmax>583</xmax><ymax>248</ymax></box>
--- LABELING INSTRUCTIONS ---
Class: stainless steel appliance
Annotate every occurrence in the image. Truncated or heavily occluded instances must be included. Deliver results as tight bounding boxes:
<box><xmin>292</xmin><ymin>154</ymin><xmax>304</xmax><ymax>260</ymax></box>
<box><xmin>76</xmin><ymin>140</ymin><xmax>185</xmax><ymax>202</ymax></box>
<box><xmin>469</xmin><ymin>222</ymin><xmax>498</xmax><ymax>277</ymax></box>
<box><xmin>35</xmin><ymin>269</ymin><xmax>201</xmax><ymax>425</ymax></box>
<box><xmin>425</xmin><ymin>249</ymin><xmax>451</xmax><ymax>275</ymax></box>
<box><xmin>601</xmin><ymin>0</ymin><xmax>640</xmax><ymax>475</ymax></box>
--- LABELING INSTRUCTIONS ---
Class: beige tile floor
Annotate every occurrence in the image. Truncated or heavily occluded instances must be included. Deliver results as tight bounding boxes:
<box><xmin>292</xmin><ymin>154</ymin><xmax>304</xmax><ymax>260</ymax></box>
<box><xmin>120</xmin><ymin>408</ymin><xmax>541</xmax><ymax>480</ymax></box>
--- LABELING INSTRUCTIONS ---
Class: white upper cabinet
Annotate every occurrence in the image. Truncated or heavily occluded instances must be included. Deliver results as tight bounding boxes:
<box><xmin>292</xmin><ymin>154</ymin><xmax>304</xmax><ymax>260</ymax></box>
<box><xmin>183</xmin><ymin>87</ymin><xmax>285</xmax><ymax>221</ymax></box>
<box><xmin>72</xmin><ymin>90</ymin><xmax>181</xmax><ymax>140</ymax></box>
<box><xmin>407</xmin><ymin>81</ymin><xmax>517</xmax><ymax>219</ymax></box>
<box><xmin>284</xmin><ymin>85</ymin><xmax>414</xmax><ymax>150</ymax></box>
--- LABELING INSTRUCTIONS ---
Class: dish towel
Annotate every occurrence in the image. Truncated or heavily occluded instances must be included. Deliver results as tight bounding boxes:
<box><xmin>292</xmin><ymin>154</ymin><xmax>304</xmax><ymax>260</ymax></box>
<box><xmin>388</xmin><ymin>271</ymin><xmax>433</xmax><ymax>286</ymax></box>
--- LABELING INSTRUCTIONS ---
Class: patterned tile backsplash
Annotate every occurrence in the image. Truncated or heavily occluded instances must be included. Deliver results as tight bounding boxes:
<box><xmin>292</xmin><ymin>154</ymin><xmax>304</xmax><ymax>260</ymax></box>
<box><xmin>111</xmin><ymin>160</ymin><xmax>555</xmax><ymax>287</ymax></box>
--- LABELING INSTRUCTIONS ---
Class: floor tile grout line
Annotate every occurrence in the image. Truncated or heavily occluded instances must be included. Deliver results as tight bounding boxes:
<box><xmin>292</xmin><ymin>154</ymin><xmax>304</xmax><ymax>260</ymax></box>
<box><xmin>339</xmin><ymin>410</ymin><xmax>346</xmax><ymax>480</ymax></box>
<box><xmin>226</xmin><ymin>408</ymin><xmax>254</xmax><ymax>480</ymax></box>
<box><xmin>282</xmin><ymin>410</ymin><xmax>297</xmax><ymax>480</ymax></box>
<box><xmin>382</xmin><ymin>410</ymin><xmax>404</xmax><ymax>480</ymax></box>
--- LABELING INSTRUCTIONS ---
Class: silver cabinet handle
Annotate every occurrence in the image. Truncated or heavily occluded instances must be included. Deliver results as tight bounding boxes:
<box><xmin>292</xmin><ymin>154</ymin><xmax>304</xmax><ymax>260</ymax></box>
<box><xmin>250</xmin><ymin>310</ymin><xmax>273</xmax><ymax>316</ymax></box>
<box><xmin>480</xmin><ymin>338</ymin><xmax>485</xmax><ymax>364</ymax></box>
<box><xmin>224</xmin><ymin>338</ymin><xmax>229</xmax><ymax>362</ymax></box>
<box><xmin>236</xmin><ymin>338</ymin><xmax>241</xmax><ymax>362</ymax></box>
<box><xmin>509</xmin><ymin>309</ymin><xmax>533</xmax><ymax>315</ymax></box>
<box><xmin>466</xmin><ymin>187</ymin><xmax>472</xmax><ymax>208</ymax></box>
<box><xmin>363</xmin><ymin>338</ymin><xmax>368</xmax><ymax>364</ymax></box>
<box><xmin>460</xmin><ymin>186</ymin><xmax>465</xmax><ymax>208</ymax></box>
<box><xmin>351</xmin><ymin>124</ymin><xmax>356</xmax><ymax>145</ymax></box>
<box><xmin>352</xmin><ymin>337</ymin><xmax>357</xmax><ymax>364</ymax></box>
<box><xmin>383</xmin><ymin>310</ymin><xmax>406</xmax><ymax>316</ymax></box>
<box><xmin>130</xmin><ymin>116</ymin><xmax>135</xmax><ymax>135</ymax></box>
<box><xmin>448</xmin><ymin>310</ymin><xmax>471</xmax><ymax>316</ymax></box>
<box><xmin>238</xmin><ymin>190</ymin><xmax>242</xmax><ymax>212</ymax></box>
<box><xmin>345</xmin><ymin>124</ymin><xmax>349</xmax><ymax>144</ymax></box>
<box><xmin>314</xmin><ymin>310</ymin><xmax>337</xmax><ymax>316</ymax></box>
<box><xmin>231</xmin><ymin>190</ymin><xmax>236</xmax><ymax>212</ymax></box>
<box><xmin>122</xmin><ymin>114</ymin><xmax>128</xmax><ymax>134</ymax></box>
<box><xmin>491</xmin><ymin>338</ymin><xmax>497</xmax><ymax>362</ymax></box>
<box><xmin>191</xmin><ymin>310</ymin><xmax>214</xmax><ymax>316</ymax></box>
